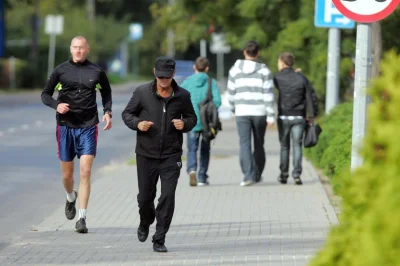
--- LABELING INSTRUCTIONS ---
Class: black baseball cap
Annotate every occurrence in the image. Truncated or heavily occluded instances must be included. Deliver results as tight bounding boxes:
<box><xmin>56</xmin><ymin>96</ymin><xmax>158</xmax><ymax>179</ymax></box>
<box><xmin>154</xmin><ymin>56</ymin><xmax>176</xmax><ymax>78</ymax></box>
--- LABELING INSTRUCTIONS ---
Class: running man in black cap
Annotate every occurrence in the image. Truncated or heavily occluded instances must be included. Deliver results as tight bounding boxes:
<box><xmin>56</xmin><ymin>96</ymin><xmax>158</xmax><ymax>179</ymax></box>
<box><xmin>122</xmin><ymin>56</ymin><xmax>197</xmax><ymax>252</ymax></box>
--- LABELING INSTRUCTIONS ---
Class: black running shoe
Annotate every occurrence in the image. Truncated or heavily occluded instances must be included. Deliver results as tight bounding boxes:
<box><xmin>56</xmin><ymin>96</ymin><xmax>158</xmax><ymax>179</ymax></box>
<box><xmin>65</xmin><ymin>190</ymin><xmax>77</xmax><ymax>220</ymax></box>
<box><xmin>277</xmin><ymin>175</ymin><xmax>288</xmax><ymax>184</ymax></box>
<box><xmin>153</xmin><ymin>242</ymin><xmax>168</xmax><ymax>252</ymax></box>
<box><xmin>294</xmin><ymin>177</ymin><xmax>303</xmax><ymax>185</ymax></box>
<box><xmin>137</xmin><ymin>223</ymin><xmax>150</xmax><ymax>242</ymax></box>
<box><xmin>75</xmin><ymin>218</ymin><xmax>88</xmax><ymax>233</ymax></box>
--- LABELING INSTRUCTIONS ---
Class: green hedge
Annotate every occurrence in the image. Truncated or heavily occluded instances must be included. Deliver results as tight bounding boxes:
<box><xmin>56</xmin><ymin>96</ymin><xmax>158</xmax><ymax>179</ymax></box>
<box><xmin>0</xmin><ymin>58</ymin><xmax>38</xmax><ymax>89</ymax></box>
<box><xmin>304</xmin><ymin>101</ymin><xmax>353</xmax><ymax>193</ymax></box>
<box><xmin>310</xmin><ymin>50</ymin><xmax>400</xmax><ymax>266</ymax></box>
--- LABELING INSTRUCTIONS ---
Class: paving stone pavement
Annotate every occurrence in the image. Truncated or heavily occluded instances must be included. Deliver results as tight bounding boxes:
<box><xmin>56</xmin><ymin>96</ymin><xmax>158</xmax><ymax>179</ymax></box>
<box><xmin>0</xmin><ymin>119</ymin><xmax>338</xmax><ymax>266</ymax></box>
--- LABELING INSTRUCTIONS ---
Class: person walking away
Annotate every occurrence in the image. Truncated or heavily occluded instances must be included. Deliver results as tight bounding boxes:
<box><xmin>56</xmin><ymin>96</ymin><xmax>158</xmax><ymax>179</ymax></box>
<box><xmin>227</xmin><ymin>40</ymin><xmax>275</xmax><ymax>186</ymax></box>
<box><xmin>180</xmin><ymin>57</ymin><xmax>221</xmax><ymax>187</ymax></box>
<box><xmin>121</xmin><ymin>56</ymin><xmax>197</xmax><ymax>252</ymax></box>
<box><xmin>41</xmin><ymin>36</ymin><xmax>113</xmax><ymax>233</ymax></box>
<box><xmin>273</xmin><ymin>52</ymin><xmax>319</xmax><ymax>185</ymax></box>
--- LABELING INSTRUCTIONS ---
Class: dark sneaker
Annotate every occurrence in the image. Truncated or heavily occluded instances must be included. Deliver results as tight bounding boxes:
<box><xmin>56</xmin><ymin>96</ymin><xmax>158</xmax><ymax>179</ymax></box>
<box><xmin>255</xmin><ymin>175</ymin><xmax>263</xmax><ymax>183</ymax></box>
<box><xmin>137</xmin><ymin>224</ymin><xmax>150</xmax><ymax>242</ymax></box>
<box><xmin>153</xmin><ymin>242</ymin><xmax>168</xmax><ymax>252</ymax></box>
<box><xmin>294</xmin><ymin>177</ymin><xmax>303</xmax><ymax>185</ymax></box>
<box><xmin>75</xmin><ymin>218</ymin><xmax>88</xmax><ymax>233</ymax></box>
<box><xmin>65</xmin><ymin>190</ymin><xmax>78</xmax><ymax>220</ymax></box>
<box><xmin>277</xmin><ymin>175</ymin><xmax>288</xmax><ymax>184</ymax></box>
<box><xmin>189</xmin><ymin>171</ymin><xmax>197</xmax><ymax>187</ymax></box>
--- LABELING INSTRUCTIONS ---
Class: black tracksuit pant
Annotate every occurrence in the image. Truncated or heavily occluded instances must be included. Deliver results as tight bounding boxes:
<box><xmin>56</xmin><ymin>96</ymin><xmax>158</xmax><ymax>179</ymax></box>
<box><xmin>136</xmin><ymin>154</ymin><xmax>182</xmax><ymax>244</ymax></box>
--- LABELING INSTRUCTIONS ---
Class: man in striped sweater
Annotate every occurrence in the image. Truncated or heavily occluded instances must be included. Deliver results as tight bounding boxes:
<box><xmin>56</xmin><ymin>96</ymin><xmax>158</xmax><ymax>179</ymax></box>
<box><xmin>227</xmin><ymin>40</ymin><xmax>275</xmax><ymax>186</ymax></box>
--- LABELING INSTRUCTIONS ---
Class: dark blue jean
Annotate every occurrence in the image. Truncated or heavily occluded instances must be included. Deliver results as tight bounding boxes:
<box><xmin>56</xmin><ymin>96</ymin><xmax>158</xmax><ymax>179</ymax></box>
<box><xmin>277</xmin><ymin>118</ymin><xmax>306</xmax><ymax>178</ymax></box>
<box><xmin>236</xmin><ymin>116</ymin><xmax>267</xmax><ymax>182</ymax></box>
<box><xmin>186</xmin><ymin>131</ymin><xmax>210</xmax><ymax>183</ymax></box>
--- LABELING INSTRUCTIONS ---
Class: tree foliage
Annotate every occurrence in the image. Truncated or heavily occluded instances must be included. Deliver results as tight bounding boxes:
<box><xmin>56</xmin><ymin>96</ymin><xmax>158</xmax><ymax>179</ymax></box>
<box><xmin>311</xmin><ymin>50</ymin><xmax>400</xmax><ymax>266</ymax></box>
<box><xmin>5</xmin><ymin>0</ymin><xmax>131</xmax><ymax>62</ymax></box>
<box><xmin>4</xmin><ymin>0</ymin><xmax>400</xmax><ymax>90</ymax></box>
<box><xmin>148</xmin><ymin>0</ymin><xmax>355</xmax><ymax>103</ymax></box>
<box><xmin>3</xmin><ymin>0</ymin><xmax>150</xmax><ymax>87</ymax></box>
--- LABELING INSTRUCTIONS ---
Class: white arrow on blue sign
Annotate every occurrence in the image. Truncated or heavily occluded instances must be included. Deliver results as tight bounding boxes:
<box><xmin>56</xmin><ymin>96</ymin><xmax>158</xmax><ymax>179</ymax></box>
<box><xmin>315</xmin><ymin>0</ymin><xmax>355</xmax><ymax>29</ymax></box>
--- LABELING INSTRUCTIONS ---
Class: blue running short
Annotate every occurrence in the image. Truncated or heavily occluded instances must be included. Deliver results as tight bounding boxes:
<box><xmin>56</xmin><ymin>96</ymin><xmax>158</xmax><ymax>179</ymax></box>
<box><xmin>56</xmin><ymin>124</ymin><xmax>98</xmax><ymax>161</ymax></box>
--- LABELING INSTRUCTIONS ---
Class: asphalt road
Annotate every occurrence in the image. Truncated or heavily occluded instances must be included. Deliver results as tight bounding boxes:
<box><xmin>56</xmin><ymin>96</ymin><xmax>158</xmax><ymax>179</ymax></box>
<box><xmin>0</xmin><ymin>82</ymin><xmax>144</xmax><ymax>243</ymax></box>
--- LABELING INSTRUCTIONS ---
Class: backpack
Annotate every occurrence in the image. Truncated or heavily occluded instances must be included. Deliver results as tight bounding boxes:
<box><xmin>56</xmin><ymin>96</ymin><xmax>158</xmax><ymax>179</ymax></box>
<box><xmin>198</xmin><ymin>78</ymin><xmax>222</xmax><ymax>142</ymax></box>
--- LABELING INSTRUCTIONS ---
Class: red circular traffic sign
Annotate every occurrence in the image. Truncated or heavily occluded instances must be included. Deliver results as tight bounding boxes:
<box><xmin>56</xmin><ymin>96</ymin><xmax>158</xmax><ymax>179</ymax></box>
<box><xmin>332</xmin><ymin>0</ymin><xmax>400</xmax><ymax>23</ymax></box>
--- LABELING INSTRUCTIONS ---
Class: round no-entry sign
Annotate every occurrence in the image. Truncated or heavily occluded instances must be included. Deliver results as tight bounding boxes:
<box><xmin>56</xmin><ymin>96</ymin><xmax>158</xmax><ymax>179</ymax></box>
<box><xmin>332</xmin><ymin>0</ymin><xmax>400</xmax><ymax>23</ymax></box>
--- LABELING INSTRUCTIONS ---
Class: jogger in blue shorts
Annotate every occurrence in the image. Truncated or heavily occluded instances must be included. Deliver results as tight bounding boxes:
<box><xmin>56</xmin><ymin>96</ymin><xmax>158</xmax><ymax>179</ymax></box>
<box><xmin>41</xmin><ymin>36</ymin><xmax>113</xmax><ymax>233</ymax></box>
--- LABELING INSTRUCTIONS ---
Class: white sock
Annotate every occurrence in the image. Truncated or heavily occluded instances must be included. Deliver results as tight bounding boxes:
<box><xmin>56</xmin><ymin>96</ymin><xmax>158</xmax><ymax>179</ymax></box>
<box><xmin>66</xmin><ymin>190</ymin><xmax>76</xmax><ymax>202</ymax></box>
<box><xmin>79</xmin><ymin>209</ymin><xmax>87</xmax><ymax>219</ymax></box>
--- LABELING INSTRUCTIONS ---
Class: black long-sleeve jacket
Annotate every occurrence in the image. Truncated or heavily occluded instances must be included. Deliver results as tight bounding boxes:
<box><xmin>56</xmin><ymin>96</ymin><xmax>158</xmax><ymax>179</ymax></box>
<box><xmin>273</xmin><ymin>68</ymin><xmax>319</xmax><ymax>117</ymax></box>
<box><xmin>41</xmin><ymin>59</ymin><xmax>112</xmax><ymax>128</ymax></box>
<box><xmin>122</xmin><ymin>79</ymin><xmax>197</xmax><ymax>159</ymax></box>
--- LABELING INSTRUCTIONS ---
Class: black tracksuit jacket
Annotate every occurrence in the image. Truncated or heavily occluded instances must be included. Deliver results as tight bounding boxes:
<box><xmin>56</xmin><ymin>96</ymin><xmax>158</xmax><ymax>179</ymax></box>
<box><xmin>273</xmin><ymin>68</ymin><xmax>319</xmax><ymax>117</ymax></box>
<box><xmin>41</xmin><ymin>59</ymin><xmax>112</xmax><ymax>128</ymax></box>
<box><xmin>122</xmin><ymin>79</ymin><xmax>197</xmax><ymax>159</ymax></box>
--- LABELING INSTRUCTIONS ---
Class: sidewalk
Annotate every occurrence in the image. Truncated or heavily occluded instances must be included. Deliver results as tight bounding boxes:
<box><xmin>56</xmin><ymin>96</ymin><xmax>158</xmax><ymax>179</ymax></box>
<box><xmin>0</xmin><ymin>118</ymin><xmax>338</xmax><ymax>266</ymax></box>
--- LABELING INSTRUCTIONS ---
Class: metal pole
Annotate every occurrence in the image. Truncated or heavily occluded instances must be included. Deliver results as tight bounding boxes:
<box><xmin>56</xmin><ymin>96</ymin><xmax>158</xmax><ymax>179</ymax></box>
<box><xmin>131</xmin><ymin>41</ymin><xmax>137</xmax><ymax>79</ymax></box>
<box><xmin>351</xmin><ymin>23</ymin><xmax>372</xmax><ymax>170</ymax></box>
<box><xmin>166</xmin><ymin>0</ymin><xmax>175</xmax><ymax>58</ymax></box>
<box><xmin>325</xmin><ymin>28</ymin><xmax>341</xmax><ymax>114</ymax></box>
<box><xmin>120</xmin><ymin>40</ymin><xmax>128</xmax><ymax>78</ymax></box>
<box><xmin>133</xmin><ymin>41</ymin><xmax>139</xmax><ymax>79</ymax></box>
<box><xmin>217</xmin><ymin>52</ymin><xmax>224</xmax><ymax>83</ymax></box>
<box><xmin>87</xmin><ymin>0</ymin><xmax>96</xmax><ymax>61</ymax></box>
<box><xmin>200</xmin><ymin>39</ymin><xmax>207</xmax><ymax>57</ymax></box>
<box><xmin>47</xmin><ymin>34</ymin><xmax>56</xmax><ymax>77</ymax></box>
<box><xmin>87</xmin><ymin>0</ymin><xmax>95</xmax><ymax>22</ymax></box>
<box><xmin>9</xmin><ymin>56</ymin><xmax>16</xmax><ymax>89</ymax></box>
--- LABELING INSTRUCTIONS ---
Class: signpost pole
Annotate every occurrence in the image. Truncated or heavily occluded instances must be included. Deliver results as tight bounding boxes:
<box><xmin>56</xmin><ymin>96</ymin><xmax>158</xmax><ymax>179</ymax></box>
<box><xmin>47</xmin><ymin>33</ymin><xmax>56</xmax><ymax>77</ymax></box>
<box><xmin>200</xmin><ymin>39</ymin><xmax>207</xmax><ymax>57</ymax></box>
<box><xmin>325</xmin><ymin>28</ymin><xmax>341</xmax><ymax>114</ymax></box>
<box><xmin>315</xmin><ymin>0</ymin><xmax>355</xmax><ymax>113</ymax></box>
<box><xmin>128</xmin><ymin>23</ymin><xmax>143</xmax><ymax>80</ymax></box>
<box><xmin>132</xmin><ymin>41</ymin><xmax>139</xmax><ymax>80</ymax></box>
<box><xmin>210</xmin><ymin>33</ymin><xmax>231</xmax><ymax>84</ymax></box>
<box><xmin>120</xmin><ymin>40</ymin><xmax>128</xmax><ymax>78</ymax></box>
<box><xmin>45</xmin><ymin>14</ymin><xmax>63</xmax><ymax>77</ymax></box>
<box><xmin>351</xmin><ymin>23</ymin><xmax>372</xmax><ymax>170</ymax></box>
<box><xmin>217</xmin><ymin>52</ymin><xmax>224</xmax><ymax>83</ymax></box>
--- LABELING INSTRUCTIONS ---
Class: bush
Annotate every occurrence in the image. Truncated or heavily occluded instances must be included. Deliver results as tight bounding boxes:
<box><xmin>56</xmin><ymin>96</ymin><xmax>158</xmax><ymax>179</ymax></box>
<box><xmin>310</xmin><ymin>50</ymin><xmax>400</xmax><ymax>266</ymax></box>
<box><xmin>0</xmin><ymin>58</ymin><xmax>38</xmax><ymax>89</ymax></box>
<box><xmin>319</xmin><ymin>125</ymin><xmax>352</xmax><ymax>193</ymax></box>
<box><xmin>304</xmin><ymin>101</ymin><xmax>353</xmax><ymax>193</ymax></box>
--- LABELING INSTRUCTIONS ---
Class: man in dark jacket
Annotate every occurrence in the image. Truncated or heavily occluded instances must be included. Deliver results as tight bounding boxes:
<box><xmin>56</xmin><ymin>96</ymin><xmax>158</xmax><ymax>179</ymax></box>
<box><xmin>273</xmin><ymin>52</ymin><xmax>319</xmax><ymax>185</ymax></box>
<box><xmin>122</xmin><ymin>56</ymin><xmax>197</xmax><ymax>252</ymax></box>
<box><xmin>41</xmin><ymin>36</ymin><xmax>113</xmax><ymax>233</ymax></box>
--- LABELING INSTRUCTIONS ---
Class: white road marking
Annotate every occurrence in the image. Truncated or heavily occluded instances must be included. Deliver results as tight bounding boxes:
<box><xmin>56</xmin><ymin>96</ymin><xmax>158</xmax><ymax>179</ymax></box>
<box><xmin>8</xmin><ymin>128</ymin><xmax>16</xmax><ymax>133</ymax></box>
<box><xmin>35</xmin><ymin>120</ymin><xmax>43</xmax><ymax>126</ymax></box>
<box><xmin>0</xmin><ymin>131</ymin><xmax>3</xmax><ymax>137</ymax></box>
<box><xmin>21</xmin><ymin>124</ymin><xmax>29</xmax><ymax>130</ymax></box>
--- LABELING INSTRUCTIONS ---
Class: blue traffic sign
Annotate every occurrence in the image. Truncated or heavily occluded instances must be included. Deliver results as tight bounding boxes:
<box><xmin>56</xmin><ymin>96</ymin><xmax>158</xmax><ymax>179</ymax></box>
<box><xmin>315</xmin><ymin>0</ymin><xmax>355</xmax><ymax>29</ymax></box>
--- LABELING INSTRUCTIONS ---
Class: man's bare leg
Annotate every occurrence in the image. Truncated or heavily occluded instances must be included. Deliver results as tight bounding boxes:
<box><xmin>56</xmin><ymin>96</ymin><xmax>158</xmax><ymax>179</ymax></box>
<box><xmin>78</xmin><ymin>155</ymin><xmax>94</xmax><ymax>214</ymax></box>
<box><xmin>74</xmin><ymin>155</ymin><xmax>94</xmax><ymax>233</ymax></box>
<box><xmin>61</xmin><ymin>161</ymin><xmax>74</xmax><ymax>193</ymax></box>
<box><xmin>61</xmin><ymin>161</ymin><xmax>77</xmax><ymax>220</ymax></box>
